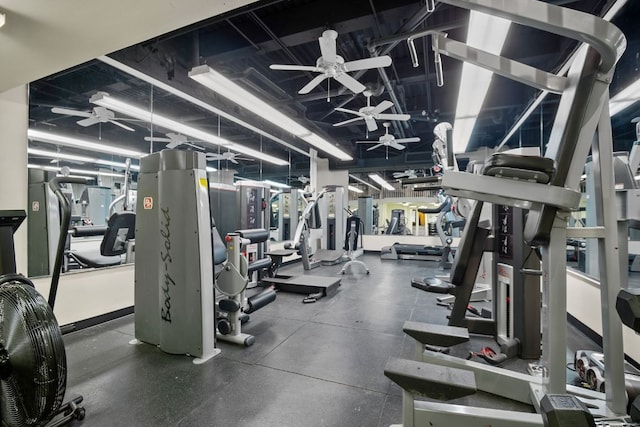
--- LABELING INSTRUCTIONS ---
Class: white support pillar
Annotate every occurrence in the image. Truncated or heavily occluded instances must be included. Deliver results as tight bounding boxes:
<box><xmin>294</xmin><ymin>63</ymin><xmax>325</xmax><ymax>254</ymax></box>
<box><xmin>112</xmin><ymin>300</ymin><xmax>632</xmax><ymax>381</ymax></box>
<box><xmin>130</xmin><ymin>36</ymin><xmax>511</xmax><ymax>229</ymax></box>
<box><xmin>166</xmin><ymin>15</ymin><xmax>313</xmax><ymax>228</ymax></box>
<box><xmin>0</xmin><ymin>85</ymin><xmax>29</xmax><ymax>273</ymax></box>
<box><xmin>309</xmin><ymin>148</ymin><xmax>318</xmax><ymax>193</ymax></box>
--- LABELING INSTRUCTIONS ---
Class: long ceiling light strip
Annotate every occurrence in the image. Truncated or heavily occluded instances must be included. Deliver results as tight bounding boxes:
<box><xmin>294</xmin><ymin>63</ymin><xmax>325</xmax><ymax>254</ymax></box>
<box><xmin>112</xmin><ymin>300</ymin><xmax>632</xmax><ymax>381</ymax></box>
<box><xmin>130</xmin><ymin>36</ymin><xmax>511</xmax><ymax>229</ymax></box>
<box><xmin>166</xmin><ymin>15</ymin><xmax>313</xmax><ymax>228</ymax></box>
<box><xmin>28</xmin><ymin>164</ymin><xmax>123</xmax><ymax>178</ymax></box>
<box><xmin>349</xmin><ymin>173</ymin><xmax>379</xmax><ymax>191</ymax></box>
<box><xmin>263</xmin><ymin>179</ymin><xmax>290</xmax><ymax>188</ymax></box>
<box><xmin>28</xmin><ymin>147</ymin><xmax>140</xmax><ymax>171</ymax></box>
<box><xmin>28</xmin><ymin>129</ymin><xmax>144</xmax><ymax>158</ymax></box>
<box><xmin>368</xmin><ymin>173</ymin><xmax>395</xmax><ymax>191</ymax></box>
<box><xmin>0</xmin><ymin>12</ymin><xmax>5</xmax><ymax>28</ymax></box>
<box><xmin>28</xmin><ymin>132</ymin><xmax>217</xmax><ymax>172</ymax></box>
<box><xmin>91</xmin><ymin>93</ymin><xmax>288</xmax><ymax>166</ymax></box>
<box><xmin>348</xmin><ymin>185</ymin><xmax>364</xmax><ymax>193</ymax></box>
<box><xmin>452</xmin><ymin>11</ymin><xmax>511</xmax><ymax>153</ymax></box>
<box><xmin>496</xmin><ymin>0</ymin><xmax>629</xmax><ymax>150</ymax></box>
<box><xmin>189</xmin><ymin>65</ymin><xmax>353</xmax><ymax>161</ymax></box>
<box><xmin>97</xmin><ymin>56</ymin><xmax>309</xmax><ymax>158</ymax></box>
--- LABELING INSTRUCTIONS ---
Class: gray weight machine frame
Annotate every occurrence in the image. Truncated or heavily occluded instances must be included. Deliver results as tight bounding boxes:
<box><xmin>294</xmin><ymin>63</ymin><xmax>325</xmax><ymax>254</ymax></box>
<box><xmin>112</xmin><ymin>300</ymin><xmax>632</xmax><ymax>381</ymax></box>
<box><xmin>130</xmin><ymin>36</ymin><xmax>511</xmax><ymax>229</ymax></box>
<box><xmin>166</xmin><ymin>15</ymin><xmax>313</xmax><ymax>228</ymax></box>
<box><xmin>263</xmin><ymin>188</ymin><xmax>342</xmax><ymax>302</ymax></box>
<box><xmin>133</xmin><ymin>150</ymin><xmax>219</xmax><ymax>364</ymax></box>
<box><xmin>387</xmin><ymin>0</ymin><xmax>628</xmax><ymax>425</ymax></box>
<box><xmin>340</xmin><ymin>216</ymin><xmax>369</xmax><ymax>275</ymax></box>
<box><xmin>216</xmin><ymin>231</ymin><xmax>276</xmax><ymax>346</ymax></box>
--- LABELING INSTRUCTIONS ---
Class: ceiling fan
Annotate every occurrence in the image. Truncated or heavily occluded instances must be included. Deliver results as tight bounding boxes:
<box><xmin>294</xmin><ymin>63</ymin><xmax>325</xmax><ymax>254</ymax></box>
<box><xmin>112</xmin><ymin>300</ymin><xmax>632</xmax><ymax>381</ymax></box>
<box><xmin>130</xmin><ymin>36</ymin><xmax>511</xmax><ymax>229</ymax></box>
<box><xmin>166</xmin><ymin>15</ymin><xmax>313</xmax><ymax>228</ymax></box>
<box><xmin>269</xmin><ymin>29</ymin><xmax>392</xmax><ymax>95</ymax></box>
<box><xmin>51</xmin><ymin>106</ymin><xmax>136</xmax><ymax>132</ymax></box>
<box><xmin>356</xmin><ymin>122</ymin><xmax>420</xmax><ymax>158</ymax></box>
<box><xmin>206</xmin><ymin>152</ymin><xmax>253</xmax><ymax>165</ymax></box>
<box><xmin>333</xmin><ymin>91</ymin><xmax>410</xmax><ymax>132</ymax></box>
<box><xmin>393</xmin><ymin>169</ymin><xmax>420</xmax><ymax>179</ymax></box>
<box><xmin>144</xmin><ymin>133</ymin><xmax>204</xmax><ymax>150</ymax></box>
<box><xmin>292</xmin><ymin>175</ymin><xmax>310</xmax><ymax>184</ymax></box>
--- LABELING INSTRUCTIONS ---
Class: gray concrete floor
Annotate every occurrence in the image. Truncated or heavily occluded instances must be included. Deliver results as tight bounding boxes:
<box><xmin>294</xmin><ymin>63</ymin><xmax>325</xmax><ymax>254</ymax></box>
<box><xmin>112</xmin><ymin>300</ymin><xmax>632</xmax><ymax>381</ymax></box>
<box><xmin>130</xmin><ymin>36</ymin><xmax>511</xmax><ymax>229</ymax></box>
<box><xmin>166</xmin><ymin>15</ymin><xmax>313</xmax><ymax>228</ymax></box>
<box><xmin>61</xmin><ymin>254</ymin><xmax>603</xmax><ymax>426</ymax></box>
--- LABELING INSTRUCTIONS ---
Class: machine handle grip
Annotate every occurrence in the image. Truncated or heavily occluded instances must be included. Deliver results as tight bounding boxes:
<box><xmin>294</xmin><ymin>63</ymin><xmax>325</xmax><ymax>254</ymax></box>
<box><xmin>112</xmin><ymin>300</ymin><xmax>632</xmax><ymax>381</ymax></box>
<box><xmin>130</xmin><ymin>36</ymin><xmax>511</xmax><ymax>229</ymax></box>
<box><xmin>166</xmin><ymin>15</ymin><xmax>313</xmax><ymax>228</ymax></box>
<box><xmin>47</xmin><ymin>176</ymin><xmax>86</xmax><ymax>309</ymax></box>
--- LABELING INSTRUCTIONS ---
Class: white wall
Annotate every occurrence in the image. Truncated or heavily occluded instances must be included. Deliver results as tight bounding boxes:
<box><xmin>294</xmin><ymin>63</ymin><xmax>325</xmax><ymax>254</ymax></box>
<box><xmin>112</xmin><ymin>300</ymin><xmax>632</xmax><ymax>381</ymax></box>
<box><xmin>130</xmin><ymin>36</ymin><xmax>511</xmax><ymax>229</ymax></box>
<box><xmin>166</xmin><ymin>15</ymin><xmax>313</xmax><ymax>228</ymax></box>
<box><xmin>31</xmin><ymin>265</ymin><xmax>134</xmax><ymax>326</ymax></box>
<box><xmin>567</xmin><ymin>269</ymin><xmax>640</xmax><ymax>362</ymax></box>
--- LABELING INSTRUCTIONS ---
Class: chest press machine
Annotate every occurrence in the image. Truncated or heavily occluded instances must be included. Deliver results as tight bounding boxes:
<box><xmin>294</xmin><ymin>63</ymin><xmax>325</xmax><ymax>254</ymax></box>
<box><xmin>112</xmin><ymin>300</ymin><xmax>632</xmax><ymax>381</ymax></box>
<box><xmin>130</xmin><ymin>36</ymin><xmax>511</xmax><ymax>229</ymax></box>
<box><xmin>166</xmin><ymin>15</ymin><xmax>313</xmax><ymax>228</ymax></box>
<box><xmin>383</xmin><ymin>0</ymin><xmax>633</xmax><ymax>425</ymax></box>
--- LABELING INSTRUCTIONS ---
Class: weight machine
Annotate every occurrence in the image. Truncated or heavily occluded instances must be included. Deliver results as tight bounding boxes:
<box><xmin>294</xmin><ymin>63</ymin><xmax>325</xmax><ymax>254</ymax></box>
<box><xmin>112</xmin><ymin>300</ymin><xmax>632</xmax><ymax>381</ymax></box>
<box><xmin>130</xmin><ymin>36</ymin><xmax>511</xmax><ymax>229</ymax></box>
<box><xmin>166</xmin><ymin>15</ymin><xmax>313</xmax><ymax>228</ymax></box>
<box><xmin>384</xmin><ymin>0</ymin><xmax>631</xmax><ymax>425</ymax></box>
<box><xmin>263</xmin><ymin>188</ymin><xmax>341</xmax><ymax>303</ymax></box>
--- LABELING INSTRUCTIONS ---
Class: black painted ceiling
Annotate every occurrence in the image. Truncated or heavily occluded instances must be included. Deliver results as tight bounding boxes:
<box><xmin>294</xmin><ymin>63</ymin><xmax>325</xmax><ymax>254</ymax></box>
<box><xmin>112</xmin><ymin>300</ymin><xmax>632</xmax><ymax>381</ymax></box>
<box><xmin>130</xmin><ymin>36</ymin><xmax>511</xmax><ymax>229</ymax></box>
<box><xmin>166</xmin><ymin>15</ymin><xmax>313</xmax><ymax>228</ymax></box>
<box><xmin>27</xmin><ymin>0</ymin><xmax>640</xmax><ymax>185</ymax></box>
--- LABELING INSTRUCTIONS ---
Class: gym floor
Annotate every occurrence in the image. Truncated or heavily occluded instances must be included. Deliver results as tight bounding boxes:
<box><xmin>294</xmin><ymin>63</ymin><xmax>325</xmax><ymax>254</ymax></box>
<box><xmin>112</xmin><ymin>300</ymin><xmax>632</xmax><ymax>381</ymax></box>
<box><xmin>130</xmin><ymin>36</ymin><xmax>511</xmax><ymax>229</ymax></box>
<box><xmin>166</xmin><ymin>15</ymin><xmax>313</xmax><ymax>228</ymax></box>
<box><xmin>62</xmin><ymin>253</ymin><xmax>606</xmax><ymax>426</ymax></box>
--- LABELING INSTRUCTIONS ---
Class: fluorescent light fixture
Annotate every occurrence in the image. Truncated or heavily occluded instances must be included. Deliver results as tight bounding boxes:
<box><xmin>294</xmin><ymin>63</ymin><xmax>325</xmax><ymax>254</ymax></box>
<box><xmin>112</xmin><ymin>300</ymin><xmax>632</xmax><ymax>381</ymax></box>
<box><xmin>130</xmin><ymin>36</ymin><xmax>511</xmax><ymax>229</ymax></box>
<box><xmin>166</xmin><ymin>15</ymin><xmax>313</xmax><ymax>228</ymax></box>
<box><xmin>348</xmin><ymin>185</ymin><xmax>363</xmax><ymax>193</ymax></box>
<box><xmin>98</xmin><ymin>56</ymin><xmax>309</xmax><ymax>158</ymax></box>
<box><xmin>368</xmin><ymin>173</ymin><xmax>395</xmax><ymax>191</ymax></box>
<box><xmin>91</xmin><ymin>92</ymin><xmax>288</xmax><ymax>166</ymax></box>
<box><xmin>28</xmin><ymin>164</ymin><xmax>124</xmax><ymax>178</ymax></box>
<box><xmin>452</xmin><ymin>12</ymin><xmax>511</xmax><ymax>153</ymax></box>
<box><xmin>189</xmin><ymin>65</ymin><xmax>353</xmax><ymax>161</ymax></box>
<box><xmin>0</xmin><ymin>12</ymin><xmax>5</xmax><ymax>28</ymax></box>
<box><xmin>609</xmin><ymin>78</ymin><xmax>640</xmax><ymax>116</ymax></box>
<box><xmin>206</xmin><ymin>166</ymin><xmax>217</xmax><ymax>173</ymax></box>
<box><xmin>28</xmin><ymin>129</ymin><xmax>144</xmax><ymax>158</ymax></box>
<box><xmin>349</xmin><ymin>173</ymin><xmax>379</xmax><ymax>191</ymax></box>
<box><xmin>28</xmin><ymin>164</ymin><xmax>91</xmax><ymax>180</ymax></box>
<box><xmin>28</xmin><ymin>147</ymin><xmax>140</xmax><ymax>171</ymax></box>
<box><xmin>269</xmin><ymin>189</ymin><xmax>281</xmax><ymax>194</ymax></box>
<box><xmin>263</xmin><ymin>179</ymin><xmax>290</xmax><ymax>189</ymax></box>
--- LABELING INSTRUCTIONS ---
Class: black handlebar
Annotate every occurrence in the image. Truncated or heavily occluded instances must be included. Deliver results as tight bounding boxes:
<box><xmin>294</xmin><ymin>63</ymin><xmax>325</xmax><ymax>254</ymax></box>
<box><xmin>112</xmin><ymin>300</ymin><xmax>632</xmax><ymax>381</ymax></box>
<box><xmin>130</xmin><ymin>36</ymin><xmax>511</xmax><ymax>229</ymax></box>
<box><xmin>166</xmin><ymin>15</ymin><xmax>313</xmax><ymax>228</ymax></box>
<box><xmin>47</xmin><ymin>177</ymin><xmax>86</xmax><ymax>309</ymax></box>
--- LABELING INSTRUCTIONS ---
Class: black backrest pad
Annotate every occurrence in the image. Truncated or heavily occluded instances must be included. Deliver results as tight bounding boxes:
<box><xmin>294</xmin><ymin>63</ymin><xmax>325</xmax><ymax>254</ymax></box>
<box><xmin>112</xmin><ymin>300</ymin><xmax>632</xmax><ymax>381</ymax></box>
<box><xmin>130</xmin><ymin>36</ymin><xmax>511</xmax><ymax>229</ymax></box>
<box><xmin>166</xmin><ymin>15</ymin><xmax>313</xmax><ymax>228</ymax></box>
<box><xmin>450</xmin><ymin>200</ymin><xmax>486</xmax><ymax>285</ymax></box>
<box><xmin>101</xmin><ymin>212</ymin><xmax>135</xmax><ymax>256</ymax></box>
<box><xmin>212</xmin><ymin>226</ymin><xmax>227</xmax><ymax>266</ymax></box>
<box><xmin>236</xmin><ymin>228</ymin><xmax>269</xmax><ymax>243</ymax></box>
<box><xmin>524</xmin><ymin>47</ymin><xmax>603</xmax><ymax>245</ymax></box>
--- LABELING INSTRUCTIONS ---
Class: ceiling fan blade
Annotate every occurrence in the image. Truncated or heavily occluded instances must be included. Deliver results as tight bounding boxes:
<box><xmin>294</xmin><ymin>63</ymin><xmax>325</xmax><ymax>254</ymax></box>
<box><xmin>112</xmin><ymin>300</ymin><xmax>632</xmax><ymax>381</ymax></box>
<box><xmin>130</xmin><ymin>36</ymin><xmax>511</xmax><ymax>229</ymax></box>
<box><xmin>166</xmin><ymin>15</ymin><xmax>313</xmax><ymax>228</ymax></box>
<box><xmin>371</xmin><ymin>100</ymin><xmax>394</xmax><ymax>115</ymax></box>
<box><xmin>343</xmin><ymin>55</ymin><xmax>392</xmax><ymax>72</ymax></box>
<box><xmin>230</xmin><ymin>158</ymin><xmax>239</xmax><ymax>164</ymax></box>
<box><xmin>364</xmin><ymin>117</ymin><xmax>378</xmax><ymax>132</ymax></box>
<box><xmin>334</xmin><ymin>73</ymin><xmax>365</xmax><ymax>94</ymax></box>
<box><xmin>318</xmin><ymin>30</ymin><xmax>337</xmax><ymax>63</ymax></box>
<box><xmin>367</xmin><ymin>143</ymin><xmax>384</xmax><ymax>151</ymax></box>
<box><xmin>334</xmin><ymin>117</ymin><xmax>364</xmax><ymax>127</ymax></box>
<box><xmin>51</xmin><ymin>107</ymin><xmax>92</xmax><ymax>118</ymax></box>
<box><xmin>334</xmin><ymin>107</ymin><xmax>363</xmax><ymax>116</ymax></box>
<box><xmin>394</xmin><ymin>137</ymin><xmax>421</xmax><ymax>143</ymax></box>
<box><xmin>76</xmin><ymin>116</ymin><xmax>100</xmax><ymax>127</ymax></box>
<box><xmin>165</xmin><ymin>141</ymin><xmax>181</xmax><ymax>149</ymax></box>
<box><xmin>389</xmin><ymin>142</ymin><xmax>406</xmax><ymax>150</ymax></box>
<box><xmin>110</xmin><ymin>120</ymin><xmax>135</xmax><ymax>132</ymax></box>
<box><xmin>185</xmin><ymin>143</ymin><xmax>205</xmax><ymax>151</ymax></box>
<box><xmin>270</xmin><ymin>64</ymin><xmax>321</xmax><ymax>72</ymax></box>
<box><xmin>299</xmin><ymin>74</ymin><xmax>328</xmax><ymax>94</ymax></box>
<box><xmin>376</xmin><ymin>113</ymin><xmax>411</xmax><ymax>121</ymax></box>
<box><xmin>144</xmin><ymin>136</ymin><xmax>172</xmax><ymax>142</ymax></box>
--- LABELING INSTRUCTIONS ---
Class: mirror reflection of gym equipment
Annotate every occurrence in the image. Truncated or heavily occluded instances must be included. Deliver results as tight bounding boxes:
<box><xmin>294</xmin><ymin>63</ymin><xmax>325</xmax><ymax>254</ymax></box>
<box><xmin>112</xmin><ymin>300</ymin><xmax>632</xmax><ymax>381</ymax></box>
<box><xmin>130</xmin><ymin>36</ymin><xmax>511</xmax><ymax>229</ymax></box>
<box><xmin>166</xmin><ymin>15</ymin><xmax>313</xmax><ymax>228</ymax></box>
<box><xmin>6</xmin><ymin>0</ymin><xmax>640</xmax><ymax>426</ymax></box>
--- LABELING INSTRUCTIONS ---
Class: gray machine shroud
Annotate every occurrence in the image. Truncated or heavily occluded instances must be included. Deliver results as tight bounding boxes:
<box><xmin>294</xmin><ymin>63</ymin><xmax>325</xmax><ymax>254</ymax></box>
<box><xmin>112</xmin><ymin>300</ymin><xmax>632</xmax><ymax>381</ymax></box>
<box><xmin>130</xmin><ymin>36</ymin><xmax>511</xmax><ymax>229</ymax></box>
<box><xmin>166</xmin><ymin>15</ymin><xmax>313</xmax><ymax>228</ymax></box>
<box><xmin>134</xmin><ymin>150</ymin><xmax>217</xmax><ymax>362</ymax></box>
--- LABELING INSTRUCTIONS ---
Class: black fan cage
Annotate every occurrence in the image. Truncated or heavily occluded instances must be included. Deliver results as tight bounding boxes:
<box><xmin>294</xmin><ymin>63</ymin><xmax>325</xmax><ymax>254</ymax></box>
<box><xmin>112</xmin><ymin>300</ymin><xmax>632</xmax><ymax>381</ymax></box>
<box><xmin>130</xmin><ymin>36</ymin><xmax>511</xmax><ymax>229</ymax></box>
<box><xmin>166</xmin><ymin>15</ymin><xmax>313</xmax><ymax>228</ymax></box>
<box><xmin>0</xmin><ymin>282</ymin><xmax>67</xmax><ymax>426</ymax></box>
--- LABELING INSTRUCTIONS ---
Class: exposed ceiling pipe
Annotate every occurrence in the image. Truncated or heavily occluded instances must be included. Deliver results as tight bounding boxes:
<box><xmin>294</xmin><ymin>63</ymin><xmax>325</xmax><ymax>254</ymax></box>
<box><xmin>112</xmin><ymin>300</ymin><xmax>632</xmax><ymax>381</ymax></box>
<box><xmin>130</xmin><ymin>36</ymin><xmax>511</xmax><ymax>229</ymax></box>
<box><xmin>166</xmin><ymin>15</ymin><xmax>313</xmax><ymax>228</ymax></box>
<box><xmin>249</xmin><ymin>11</ymin><xmax>315</xmax><ymax>82</ymax></box>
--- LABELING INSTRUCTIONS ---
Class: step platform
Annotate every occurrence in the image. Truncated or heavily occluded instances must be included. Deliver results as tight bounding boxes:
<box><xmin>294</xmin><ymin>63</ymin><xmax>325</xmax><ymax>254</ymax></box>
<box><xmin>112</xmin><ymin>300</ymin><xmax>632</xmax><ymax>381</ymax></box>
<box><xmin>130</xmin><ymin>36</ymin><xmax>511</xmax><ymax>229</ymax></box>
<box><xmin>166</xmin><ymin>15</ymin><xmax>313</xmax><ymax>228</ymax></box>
<box><xmin>403</xmin><ymin>321</ymin><xmax>470</xmax><ymax>347</ymax></box>
<box><xmin>384</xmin><ymin>357</ymin><xmax>476</xmax><ymax>401</ymax></box>
<box><xmin>262</xmin><ymin>274</ymin><xmax>341</xmax><ymax>299</ymax></box>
